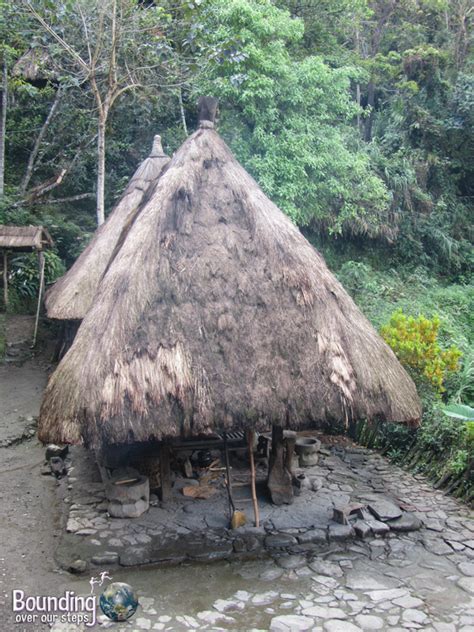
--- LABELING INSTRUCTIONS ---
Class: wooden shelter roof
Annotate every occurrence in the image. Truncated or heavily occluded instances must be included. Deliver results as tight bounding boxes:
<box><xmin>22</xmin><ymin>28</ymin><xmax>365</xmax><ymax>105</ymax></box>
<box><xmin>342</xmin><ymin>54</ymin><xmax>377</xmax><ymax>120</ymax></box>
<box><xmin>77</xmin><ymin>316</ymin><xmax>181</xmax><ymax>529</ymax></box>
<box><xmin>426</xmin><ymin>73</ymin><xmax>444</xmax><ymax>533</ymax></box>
<box><xmin>0</xmin><ymin>225</ymin><xmax>54</xmax><ymax>251</ymax></box>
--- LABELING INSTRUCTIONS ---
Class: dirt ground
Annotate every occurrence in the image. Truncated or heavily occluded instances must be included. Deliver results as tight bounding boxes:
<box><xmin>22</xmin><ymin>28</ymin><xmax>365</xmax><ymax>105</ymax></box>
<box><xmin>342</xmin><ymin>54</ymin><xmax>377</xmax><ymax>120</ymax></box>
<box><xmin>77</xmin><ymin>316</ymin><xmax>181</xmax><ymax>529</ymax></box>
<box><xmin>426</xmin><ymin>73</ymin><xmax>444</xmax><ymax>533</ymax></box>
<box><xmin>0</xmin><ymin>317</ymin><xmax>91</xmax><ymax>630</ymax></box>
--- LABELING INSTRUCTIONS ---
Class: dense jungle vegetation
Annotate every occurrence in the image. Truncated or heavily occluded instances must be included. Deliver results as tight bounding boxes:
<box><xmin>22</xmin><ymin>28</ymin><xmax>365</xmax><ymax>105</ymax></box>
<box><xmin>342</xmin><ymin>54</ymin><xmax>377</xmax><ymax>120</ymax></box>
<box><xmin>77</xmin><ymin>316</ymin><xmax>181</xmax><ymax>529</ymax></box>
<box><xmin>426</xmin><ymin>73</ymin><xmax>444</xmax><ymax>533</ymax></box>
<box><xmin>0</xmin><ymin>0</ymin><xmax>472</xmax><ymax>498</ymax></box>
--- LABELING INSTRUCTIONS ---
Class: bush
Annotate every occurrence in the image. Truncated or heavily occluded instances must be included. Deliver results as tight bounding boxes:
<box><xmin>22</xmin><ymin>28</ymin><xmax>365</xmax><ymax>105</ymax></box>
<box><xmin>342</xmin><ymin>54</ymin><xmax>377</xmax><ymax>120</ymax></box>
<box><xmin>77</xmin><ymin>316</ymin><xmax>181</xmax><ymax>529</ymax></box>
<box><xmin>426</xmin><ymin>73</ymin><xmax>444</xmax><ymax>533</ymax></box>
<box><xmin>9</xmin><ymin>250</ymin><xmax>65</xmax><ymax>300</ymax></box>
<box><xmin>381</xmin><ymin>310</ymin><xmax>461</xmax><ymax>394</ymax></box>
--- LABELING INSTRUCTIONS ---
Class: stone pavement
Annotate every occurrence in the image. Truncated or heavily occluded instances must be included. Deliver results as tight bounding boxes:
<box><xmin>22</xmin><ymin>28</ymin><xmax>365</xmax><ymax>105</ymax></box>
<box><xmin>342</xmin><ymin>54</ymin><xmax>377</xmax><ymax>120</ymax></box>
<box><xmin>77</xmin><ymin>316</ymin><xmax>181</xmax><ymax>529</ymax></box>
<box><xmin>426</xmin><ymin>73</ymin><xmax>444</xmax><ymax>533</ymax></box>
<box><xmin>45</xmin><ymin>440</ymin><xmax>474</xmax><ymax>631</ymax></box>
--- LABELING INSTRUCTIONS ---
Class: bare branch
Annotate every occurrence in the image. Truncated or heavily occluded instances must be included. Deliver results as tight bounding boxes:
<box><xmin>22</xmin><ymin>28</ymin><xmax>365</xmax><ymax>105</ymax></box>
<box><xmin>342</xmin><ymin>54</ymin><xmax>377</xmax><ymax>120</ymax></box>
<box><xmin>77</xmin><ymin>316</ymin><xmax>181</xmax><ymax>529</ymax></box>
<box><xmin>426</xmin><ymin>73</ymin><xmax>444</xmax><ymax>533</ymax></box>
<box><xmin>24</xmin><ymin>1</ymin><xmax>90</xmax><ymax>74</ymax></box>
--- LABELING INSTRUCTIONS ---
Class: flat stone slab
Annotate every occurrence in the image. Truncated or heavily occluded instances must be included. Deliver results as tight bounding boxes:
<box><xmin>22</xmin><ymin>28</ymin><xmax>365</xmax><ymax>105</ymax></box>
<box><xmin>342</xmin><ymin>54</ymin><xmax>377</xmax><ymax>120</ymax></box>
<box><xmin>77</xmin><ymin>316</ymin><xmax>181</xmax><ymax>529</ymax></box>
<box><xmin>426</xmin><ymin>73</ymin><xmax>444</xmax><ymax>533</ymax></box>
<box><xmin>368</xmin><ymin>500</ymin><xmax>402</xmax><ymax>522</ymax></box>
<box><xmin>270</xmin><ymin>615</ymin><xmax>314</xmax><ymax>631</ymax></box>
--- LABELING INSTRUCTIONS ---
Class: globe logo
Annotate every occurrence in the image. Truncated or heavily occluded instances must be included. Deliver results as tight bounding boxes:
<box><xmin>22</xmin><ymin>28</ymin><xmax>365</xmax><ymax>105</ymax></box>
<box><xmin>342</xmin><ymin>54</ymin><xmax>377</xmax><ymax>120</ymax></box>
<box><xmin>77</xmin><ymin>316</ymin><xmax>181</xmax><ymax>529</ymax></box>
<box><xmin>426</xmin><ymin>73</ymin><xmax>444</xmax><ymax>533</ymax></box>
<box><xmin>99</xmin><ymin>582</ymin><xmax>139</xmax><ymax>622</ymax></box>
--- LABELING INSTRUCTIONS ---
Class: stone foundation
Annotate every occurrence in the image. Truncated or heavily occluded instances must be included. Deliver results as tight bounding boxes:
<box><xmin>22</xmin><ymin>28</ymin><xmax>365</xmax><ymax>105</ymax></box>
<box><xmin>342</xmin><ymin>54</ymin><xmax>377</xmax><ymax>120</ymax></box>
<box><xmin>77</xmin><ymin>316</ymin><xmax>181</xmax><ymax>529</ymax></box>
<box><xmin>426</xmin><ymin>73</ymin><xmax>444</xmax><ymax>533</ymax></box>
<box><xmin>51</xmin><ymin>440</ymin><xmax>428</xmax><ymax>573</ymax></box>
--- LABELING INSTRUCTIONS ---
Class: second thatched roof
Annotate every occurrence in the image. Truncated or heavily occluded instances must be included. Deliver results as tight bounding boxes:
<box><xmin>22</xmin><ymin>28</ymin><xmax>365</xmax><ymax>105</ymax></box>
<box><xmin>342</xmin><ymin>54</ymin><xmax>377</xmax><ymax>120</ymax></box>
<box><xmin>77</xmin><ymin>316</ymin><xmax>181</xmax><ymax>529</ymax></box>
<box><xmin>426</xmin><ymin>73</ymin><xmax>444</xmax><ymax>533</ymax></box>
<box><xmin>39</xmin><ymin>115</ymin><xmax>421</xmax><ymax>449</ymax></box>
<box><xmin>44</xmin><ymin>136</ymin><xmax>170</xmax><ymax>320</ymax></box>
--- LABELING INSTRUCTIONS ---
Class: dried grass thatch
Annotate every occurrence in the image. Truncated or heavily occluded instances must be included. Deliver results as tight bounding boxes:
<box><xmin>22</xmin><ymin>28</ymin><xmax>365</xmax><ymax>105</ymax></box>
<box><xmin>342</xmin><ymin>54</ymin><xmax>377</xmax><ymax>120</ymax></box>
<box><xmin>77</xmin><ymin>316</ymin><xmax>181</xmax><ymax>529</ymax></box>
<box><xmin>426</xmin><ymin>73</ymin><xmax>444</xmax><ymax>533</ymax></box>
<box><xmin>39</xmin><ymin>120</ymin><xmax>421</xmax><ymax>448</ymax></box>
<box><xmin>45</xmin><ymin>136</ymin><xmax>169</xmax><ymax>320</ymax></box>
<box><xmin>12</xmin><ymin>47</ymin><xmax>55</xmax><ymax>83</ymax></box>
<box><xmin>0</xmin><ymin>225</ymin><xmax>53</xmax><ymax>250</ymax></box>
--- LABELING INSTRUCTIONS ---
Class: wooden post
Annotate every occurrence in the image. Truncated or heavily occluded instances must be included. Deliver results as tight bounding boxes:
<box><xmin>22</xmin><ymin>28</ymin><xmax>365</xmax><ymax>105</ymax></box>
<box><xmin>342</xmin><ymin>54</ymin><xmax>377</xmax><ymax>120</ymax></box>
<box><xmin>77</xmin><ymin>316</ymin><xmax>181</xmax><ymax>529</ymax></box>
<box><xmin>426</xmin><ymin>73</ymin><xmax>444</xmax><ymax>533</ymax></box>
<box><xmin>159</xmin><ymin>442</ymin><xmax>172</xmax><ymax>502</ymax></box>
<box><xmin>223</xmin><ymin>432</ymin><xmax>235</xmax><ymax>519</ymax></box>
<box><xmin>2</xmin><ymin>249</ymin><xmax>7</xmax><ymax>307</ymax></box>
<box><xmin>268</xmin><ymin>425</ymin><xmax>294</xmax><ymax>505</ymax></box>
<box><xmin>246</xmin><ymin>430</ymin><xmax>259</xmax><ymax>527</ymax></box>
<box><xmin>32</xmin><ymin>250</ymin><xmax>45</xmax><ymax>347</ymax></box>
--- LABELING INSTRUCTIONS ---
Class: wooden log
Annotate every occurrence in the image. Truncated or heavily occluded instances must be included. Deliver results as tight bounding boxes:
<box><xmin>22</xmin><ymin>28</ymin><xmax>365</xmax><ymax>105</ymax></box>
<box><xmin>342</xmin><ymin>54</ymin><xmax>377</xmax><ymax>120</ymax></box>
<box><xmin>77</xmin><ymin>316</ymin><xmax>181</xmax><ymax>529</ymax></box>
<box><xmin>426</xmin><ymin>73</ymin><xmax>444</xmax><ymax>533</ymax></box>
<box><xmin>32</xmin><ymin>250</ymin><xmax>45</xmax><ymax>347</ymax></box>
<box><xmin>246</xmin><ymin>429</ymin><xmax>260</xmax><ymax>527</ymax></box>
<box><xmin>268</xmin><ymin>425</ymin><xmax>294</xmax><ymax>505</ymax></box>
<box><xmin>159</xmin><ymin>442</ymin><xmax>172</xmax><ymax>502</ymax></box>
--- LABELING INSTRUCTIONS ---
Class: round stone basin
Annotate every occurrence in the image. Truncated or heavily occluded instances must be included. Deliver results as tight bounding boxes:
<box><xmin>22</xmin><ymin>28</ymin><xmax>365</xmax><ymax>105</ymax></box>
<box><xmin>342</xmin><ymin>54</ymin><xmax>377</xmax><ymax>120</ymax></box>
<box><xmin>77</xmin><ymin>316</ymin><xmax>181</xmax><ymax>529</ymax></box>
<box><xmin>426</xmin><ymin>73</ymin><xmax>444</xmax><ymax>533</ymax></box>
<box><xmin>295</xmin><ymin>437</ymin><xmax>321</xmax><ymax>455</ymax></box>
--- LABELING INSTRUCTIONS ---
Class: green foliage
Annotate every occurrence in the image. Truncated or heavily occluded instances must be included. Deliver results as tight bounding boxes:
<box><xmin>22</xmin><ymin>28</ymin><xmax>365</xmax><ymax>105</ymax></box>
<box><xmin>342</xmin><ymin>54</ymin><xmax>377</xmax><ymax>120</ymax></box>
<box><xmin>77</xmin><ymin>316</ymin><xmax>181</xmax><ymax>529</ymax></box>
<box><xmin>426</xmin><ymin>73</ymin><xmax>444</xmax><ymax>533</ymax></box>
<box><xmin>9</xmin><ymin>250</ymin><xmax>65</xmax><ymax>299</ymax></box>
<box><xmin>443</xmin><ymin>404</ymin><xmax>474</xmax><ymax>422</ymax></box>
<box><xmin>380</xmin><ymin>310</ymin><xmax>461</xmax><ymax>393</ymax></box>
<box><xmin>194</xmin><ymin>0</ymin><xmax>390</xmax><ymax>235</ymax></box>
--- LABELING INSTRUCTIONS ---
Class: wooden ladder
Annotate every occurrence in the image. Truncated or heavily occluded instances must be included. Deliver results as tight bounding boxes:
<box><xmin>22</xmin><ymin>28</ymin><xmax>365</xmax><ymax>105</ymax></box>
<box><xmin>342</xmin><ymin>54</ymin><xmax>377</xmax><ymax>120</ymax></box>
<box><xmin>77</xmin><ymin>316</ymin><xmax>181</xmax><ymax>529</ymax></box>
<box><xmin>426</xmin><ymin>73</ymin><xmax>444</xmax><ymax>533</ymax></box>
<box><xmin>223</xmin><ymin>430</ymin><xmax>260</xmax><ymax>527</ymax></box>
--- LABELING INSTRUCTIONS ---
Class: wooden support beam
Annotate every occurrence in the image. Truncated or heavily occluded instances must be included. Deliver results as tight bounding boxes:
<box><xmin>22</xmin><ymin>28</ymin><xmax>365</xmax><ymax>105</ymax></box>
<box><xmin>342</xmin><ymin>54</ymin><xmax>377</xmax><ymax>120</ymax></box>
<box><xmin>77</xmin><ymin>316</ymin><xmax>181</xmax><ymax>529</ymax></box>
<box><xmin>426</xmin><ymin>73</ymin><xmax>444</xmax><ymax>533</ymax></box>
<box><xmin>159</xmin><ymin>442</ymin><xmax>172</xmax><ymax>502</ymax></box>
<box><xmin>32</xmin><ymin>250</ymin><xmax>45</xmax><ymax>347</ymax></box>
<box><xmin>2</xmin><ymin>249</ymin><xmax>7</xmax><ymax>307</ymax></box>
<box><xmin>268</xmin><ymin>425</ymin><xmax>294</xmax><ymax>505</ymax></box>
<box><xmin>246</xmin><ymin>429</ymin><xmax>260</xmax><ymax>527</ymax></box>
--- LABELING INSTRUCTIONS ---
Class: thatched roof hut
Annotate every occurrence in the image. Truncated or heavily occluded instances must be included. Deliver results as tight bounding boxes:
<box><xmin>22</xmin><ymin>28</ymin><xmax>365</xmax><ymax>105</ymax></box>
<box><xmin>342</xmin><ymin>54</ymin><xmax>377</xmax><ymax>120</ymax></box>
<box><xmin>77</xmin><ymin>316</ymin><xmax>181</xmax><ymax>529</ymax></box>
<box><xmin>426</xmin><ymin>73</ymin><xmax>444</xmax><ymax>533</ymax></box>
<box><xmin>45</xmin><ymin>136</ymin><xmax>170</xmax><ymax>321</ymax></box>
<box><xmin>39</xmin><ymin>102</ymin><xmax>421</xmax><ymax>449</ymax></box>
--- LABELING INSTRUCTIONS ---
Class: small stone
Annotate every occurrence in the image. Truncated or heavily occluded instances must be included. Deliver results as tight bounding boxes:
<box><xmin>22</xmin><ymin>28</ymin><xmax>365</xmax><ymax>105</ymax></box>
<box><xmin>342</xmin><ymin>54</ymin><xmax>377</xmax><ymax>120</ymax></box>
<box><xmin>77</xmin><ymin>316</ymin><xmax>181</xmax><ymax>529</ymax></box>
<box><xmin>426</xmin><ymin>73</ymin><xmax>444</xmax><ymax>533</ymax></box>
<box><xmin>302</xmin><ymin>606</ymin><xmax>347</xmax><ymax>619</ymax></box>
<box><xmin>365</xmin><ymin>588</ymin><xmax>407</xmax><ymax>603</ymax></box>
<box><xmin>368</xmin><ymin>500</ymin><xmax>402</xmax><ymax>522</ymax></box>
<box><xmin>197</xmin><ymin>610</ymin><xmax>235</xmax><ymax>625</ymax></box>
<box><xmin>176</xmin><ymin>615</ymin><xmax>199</xmax><ymax>627</ymax></box>
<box><xmin>354</xmin><ymin>521</ymin><xmax>371</xmax><ymax>539</ymax></box>
<box><xmin>45</xmin><ymin>444</ymin><xmax>68</xmax><ymax>460</ymax></box>
<box><xmin>76</xmin><ymin>528</ymin><xmax>96</xmax><ymax>536</ymax></box>
<box><xmin>270</xmin><ymin>615</ymin><xmax>314</xmax><ymax>631</ymax></box>
<box><xmin>91</xmin><ymin>552</ymin><xmax>119</xmax><ymax>565</ymax></box>
<box><xmin>367</xmin><ymin>519</ymin><xmax>390</xmax><ymax>536</ymax></box>
<box><xmin>135</xmin><ymin>618</ymin><xmax>152</xmax><ymax>630</ymax></box>
<box><xmin>389</xmin><ymin>514</ymin><xmax>422</xmax><ymax>532</ymax></box>
<box><xmin>392</xmin><ymin>595</ymin><xmax>424</xmax><ymax>609</ymax></box>
<box><xmin>459</xmin><ymin>562</ymin><xmax>474</xmax><ymax>576</ymax></box>
<box><xmin>457</xmin><ymin>577</ymin><xmax>474</xmax><ymax>594</ymax></box>
<box><xmin>346</xmin><ymin>572</ymin><xmax>401</xmax><ymax>592</ymax></box>
<box><xmin>312</xmin><ymin>575</ymin><xmax>339</xmax><ymax>589</ymax></box>
<box><xmin>252</xmin><ymin>591</ymin><xmax>279</xmax><ymax>606</ymax></box>
<box><xmin>66</xmin><ymin>518</ymin><xmax>81</xmax><ymax>533</ymax></box>
<box><xmin>213</xmin><ymin>598</ymin><xmax>244</xmax><ymax>612</ymax></box>
<box><xmin>234</xmin><ymin>590</ymin><xmax>252</xmax><ymax>602</ymax></box>
<box><xmin>276</xmin><ymin>555</ymin><xmax>306</xmax><ymax>570</ymax></box>
<box><xmin>265</xmin><ymin>534</ymin><xmax>297</xmax><ymax>548</ymax></box>
<box><xmin>328</xmin><ymin>524</ymin><xmax>355</xmax><ymax>541</ymax></box>
<box><xmin>308</xmin><ymin>559</ymin><xmax>344</xmax><ymax>578</ymax></box>
<box><xmin>69</xmin><ymin>560</ymin><xmax>87</xmax><ymax>574</ymax></box>
<box><xmin>432</xmin><ymin>624</ymin><xmax>456</xmax><ymax>632</ymax></box>
<box><xmin>324</xmin><ymin>621</ymin><xmax>362</xmax><ymax>632</ymax></box>
<box><xmin>402</xmin><ymin>609</ymin><xmax>428</xmax><ymax>624</ymax></box>
<box><xmin>259</xmin><ymin>568</ymin><xmax>284</xmax><ymax>581</ymax></box>
<box><xmin>355</xmin><ymin>614</ymin><xmax>384</xmax><ymax>630</ymax></box>
<box><xmin>297</xmin><ymin>529</ymin><xmax>327</xmax><ymax>544</ymax></box>
<box><xmin>423</xmin><ymin>538</ymin><xmax>453</xmax><ymax>556</ymax></box>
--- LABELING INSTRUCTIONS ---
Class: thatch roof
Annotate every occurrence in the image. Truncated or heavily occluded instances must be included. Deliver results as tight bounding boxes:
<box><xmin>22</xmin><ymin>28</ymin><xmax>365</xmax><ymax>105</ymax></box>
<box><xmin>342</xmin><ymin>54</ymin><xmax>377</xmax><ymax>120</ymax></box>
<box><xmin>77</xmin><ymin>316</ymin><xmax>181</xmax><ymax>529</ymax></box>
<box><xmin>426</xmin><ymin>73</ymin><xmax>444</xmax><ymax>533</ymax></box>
<box><xmin>44</xmin><ymin>136</ymin><xmax>170</xmax><ymax>320</ymax></box>
<box><xmin>39</xmin><ymin>114</ymin><xmax>421</xmax><ymax>449</ymax></box>
<box><xmin>0</xmin><ymin>225</ymin><xmax>53</xmax><ymax>251</ymax></box>
<box><xmin>12</xmin><ymin>47</ymin><xmax>56</xmax><ymax>83</ymax></box>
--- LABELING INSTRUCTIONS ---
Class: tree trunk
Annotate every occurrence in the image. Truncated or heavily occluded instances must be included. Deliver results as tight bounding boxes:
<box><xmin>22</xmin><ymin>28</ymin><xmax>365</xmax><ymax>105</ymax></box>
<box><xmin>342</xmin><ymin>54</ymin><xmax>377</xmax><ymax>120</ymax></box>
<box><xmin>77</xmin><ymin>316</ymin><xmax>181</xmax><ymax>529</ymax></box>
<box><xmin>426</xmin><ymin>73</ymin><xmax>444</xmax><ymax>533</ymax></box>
<box><xmin>96</xmin><ymin>117</ymin><xmax>106</xmax><ymax>226</ymax></box>
<box><xmin>0</xmin><ymin>58</ymin><xmax>7</xmax><ymax>197</ymax></box>
<box><xmin>20</xmin><ymin>88</ymin><xmax>62</xmax><ymax>196</ymax></box>
<box><xmin>178</xmin><ymin>88</ymin><xmax>188</xmax><ymax>136</ymax></box>
<box><xmin>364</xmin><ymin>81</ymin><xmax>375</xmax><ymax>142</ymax></box>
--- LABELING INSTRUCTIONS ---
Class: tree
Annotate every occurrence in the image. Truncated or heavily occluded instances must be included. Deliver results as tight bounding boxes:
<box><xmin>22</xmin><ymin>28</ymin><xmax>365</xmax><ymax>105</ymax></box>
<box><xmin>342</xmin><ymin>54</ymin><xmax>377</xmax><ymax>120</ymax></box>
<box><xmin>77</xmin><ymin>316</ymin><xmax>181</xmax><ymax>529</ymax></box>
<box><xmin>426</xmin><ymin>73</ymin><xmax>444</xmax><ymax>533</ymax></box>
<box><xmin>193</xmin><ymin>0</ymin><xmax>390</xmax><ymax>237</ymax></box>
<box><xmin>25</xmin><ymin>0</ymin><xmax>183</xmax><ymax>225</ymax></box>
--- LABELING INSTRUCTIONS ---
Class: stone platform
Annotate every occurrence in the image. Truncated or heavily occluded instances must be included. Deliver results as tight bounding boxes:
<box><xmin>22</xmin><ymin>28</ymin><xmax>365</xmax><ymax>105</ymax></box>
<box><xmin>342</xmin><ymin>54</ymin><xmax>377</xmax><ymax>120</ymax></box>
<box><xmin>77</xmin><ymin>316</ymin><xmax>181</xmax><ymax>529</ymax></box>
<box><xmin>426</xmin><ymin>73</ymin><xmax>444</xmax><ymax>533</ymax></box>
<box><xmin>52</xmin><ymin>440</ymin><xmax>433</xmax><ymax>573</ymax></box>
